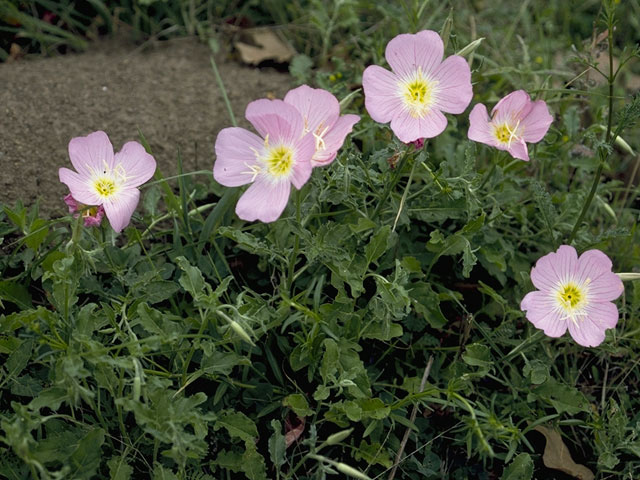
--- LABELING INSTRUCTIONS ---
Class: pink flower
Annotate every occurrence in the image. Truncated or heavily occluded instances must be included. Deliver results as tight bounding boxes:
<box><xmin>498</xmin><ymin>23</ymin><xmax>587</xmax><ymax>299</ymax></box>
<box><xmin>467</xmin><ymin>90</ymin><xmax>553</xmax><ymax>161</ymax></box>
<box><xmin>283</xmin><ymin>85</ymin><xmax>360</xmax><ymax>167</ymax></box>
<box><xmin>59</xmin><ymin>131</ymin><xmax>156</xmax><ymax>233</ymax></box>
<box><xmin>362</xmin><ymin>30</ymin><xmax>473</xmax><ymax>143</ymax></box>
<box><xmin>63</xmin><ymin>193</ymin><xmax>105</xmax><ymax>227</ymax></box>
<box><xmin>213</xmin><ymin>99</ymin><xmax>315</xmax><ymax>223</ymax></box>
<box><xmin>520</xmin><ymin>245</ymin><xmax>624</xmax><ymax>347</ymax></box>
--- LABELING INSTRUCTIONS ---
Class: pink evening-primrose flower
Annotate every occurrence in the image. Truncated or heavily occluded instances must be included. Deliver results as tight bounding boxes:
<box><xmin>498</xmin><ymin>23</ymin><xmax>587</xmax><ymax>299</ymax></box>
<box><xmin>63</xmin><ymin>193</ymin><xmax>105</xmax><ymax>227</ymax></box>
<box><xmin>58</xmin><ymin>131</ymin><xmax>156</xmax><ymax>233</ymax></box>
<box><xmin>213</xmin><ymin>99</ymin><xmax>315</xmax><ymax>223</ymax></box>
<box><xmin>467</xmin><ymin>90</ymin><xmax>553</xmax><ymax>161</ymax></box>
<box><xmin>520</xmin><ymin>245</ymin><xmax>624</xmax><ymax>347</ymax></box>
<box><xmin>362</xmin><ymin>30</ymin><xmax>473</xmax><ymax>143</ymax></box>
<box><xmin>283</xmin><ymin>85</ymin><xmax>360</xmax><ymax>167</ymax></box>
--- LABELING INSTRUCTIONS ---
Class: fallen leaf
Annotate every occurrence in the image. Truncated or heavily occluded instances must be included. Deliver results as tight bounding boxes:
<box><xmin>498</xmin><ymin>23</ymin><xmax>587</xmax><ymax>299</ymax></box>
<box><xmin>234</xmin><ymin>27</ymin><xmax>295</xmax><ymax>65</ymax></box>
<box><xmin>534</xmin><ymin>426</ymin><xmax>595</xmax><ymax>480</ymax></box>
<box><xmin>9</xmin><ymin>43</ymin><xmax>23</xmax><ymax>62</ymax></box>
<box><xmin>284</xmin><ymin>415</ymin><xmax>305</xmax><ymax>448</ymax></box>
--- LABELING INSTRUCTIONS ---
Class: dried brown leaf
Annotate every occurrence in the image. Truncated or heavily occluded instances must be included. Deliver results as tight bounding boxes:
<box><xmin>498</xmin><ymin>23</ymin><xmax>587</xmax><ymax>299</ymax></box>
<box><xmin>284</xmin><ymin>415</ymin><xmax>305</xmax><ymax>448</ymax></box>
<box><xmin>534</xmin><ymin>426</ymin><xmax>595</xmax><ymax>480</ymax></box>
<box><xmin>234</xmin><ymin>28</ymin><xmax>295</xmax><ymax>65</ymax></box>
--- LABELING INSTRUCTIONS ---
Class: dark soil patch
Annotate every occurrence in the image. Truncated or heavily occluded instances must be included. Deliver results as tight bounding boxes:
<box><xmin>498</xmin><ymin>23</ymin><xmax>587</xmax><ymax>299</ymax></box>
<box><xmin>0</xmin><ymin>36</ymin><xmax>293</xmax><ymax>218</ymax></box>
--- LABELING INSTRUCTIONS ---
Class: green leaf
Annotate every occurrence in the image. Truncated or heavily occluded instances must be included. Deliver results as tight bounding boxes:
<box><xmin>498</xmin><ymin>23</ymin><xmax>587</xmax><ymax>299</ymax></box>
<box><xmin>523</xmin><ymin>360</ymin><xmax>549</xmax><ymax>385</ymax></box>
<box><xmin>108</xmin><ymin>455</ymin><xmax>133</xmax><ymax>480</ymax></box>
<box><xmin>289</xmin><ymin>54</ymin><xmax>313</xmax><ymax>83</ymax></box>
<box><xmin>344</xmin><ymin>400</ymin><xmax>362</xmax><ymax>421</ymax></box>
<box><xmin>29</xmin><ymin>387</ymin><xmax>68</xmax><ymax>411</ymax></box>
<box><xmin>314</xmin><ymin>385</ymin><xmax>330</xmax><ymax>401</ymax></box>
<box><xmin>140</xmin><ymin>281</ymin><xmax>180</xmax><ymax>304</ymax></box>
<box><xmin>268</xmin><ymin>420</ymin><xmax>286</xmax><ymax>468</ymax></box>
<box><xmin>462</xmin><ymin>343</ymin><xmax>492</xmax><ymax>369</ymax></box>
<box><xmin>461</xmin><ymin>213</ymin><xmax>485</xmax><ymax>234</ymax></box>
<box><xmin>501</xmin><ymin>453</ymin><xmax>533</xmax><ymax>480</ymax></box>
<box><xmin>215</xmin><ymin>411</ymin><xmax>259</xmax><ymax>444</ymax></box>
<box><xmin>531</xmin><ymin>179</ymin><xmax>558</xmax><ymax>239</ymax></box>
<box><xmin>213</xmin><ymin>449</ymin><xmax>244</xmax><ymax>472</ymax></box>
<box><xmin>410</xmin><ymin>282</ymin><xmax>447</xmax><ymax>329</ymax></box>
<box><xmin>461</xmin><ymin>239</ymin><xmax>478</xmax><ymax>278</ymax></box>
<box><xmin>354</xmin><ymin>440</ymin><xmax>393</xmax><ymax>468</ymax></box>
<box><xmin>359</xmin><ymin>398</ymin><xmax>390</xmax><ymax>420</ymax></box>
<box><xmin>67</xmin><ymin>428</ymin><xmax>105</xmax><ymax>479</ymax></box>
<box><xmin>152</xmin><ymin>464</ymin><xmax>179</xmax><ymax>480</ymax></box>
<box><xmin>563</xmin><ymin>105</ymin><xmax>580</xmax><ymax>137</ymax></box>
<box><xmin>533</xmin><ymin>378</ymin><xmax>590</xmax><ymax>415</ymax></box>
<box><xmin>0</xmin><ymin>281</ymin><xmax>32</xmax><ymax>309</ymax></box>
<box><xmin>201</xmin><ymin>349</ymin><xmax>248</xmax><ymax>376</ymax></box>
<box><xmin>283</xmin><ymin>393</ymin><xmax>313</xmax><ymax>417</ymax></box>
<box><xmin>218</xmin><ymin>227</ymin><xmax>274</xmax><ymax>258</ymax></box>
<box><xmin>24</xmin><ymin>218</ymin><xmax>48</xmax><ymax>251</ymax></box>
<box><xmin>320</xmin><ymin>339</ymin><xmax>339</xmax><ymax>385</ymax></box>
<box><xmin>176</xmin><ymin>256</ymin><xmax>206</xmax><ymax>298</ymax></box>
<box><xmin>5</xmin><ymin>338</ymin><xmax>33</xmax><ymax>379</ymax></box>
<box><xmin>365</xmin><ymin>225</ymin><xmax>391</xmax><ymax>265</ymax></box>
<box><xmin>242</xmin><ymin>445</ymin><xmax>267</xmax><ymax>480</ymax></box>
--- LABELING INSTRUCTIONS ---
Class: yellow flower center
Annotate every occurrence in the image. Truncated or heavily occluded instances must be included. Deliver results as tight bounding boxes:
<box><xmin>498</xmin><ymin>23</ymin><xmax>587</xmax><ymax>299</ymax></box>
<box><xmin>94</xmin><ymin>177</ymin><xmax>117</xmax><ymax>197</ymax></box>
<box><xmin>266</xmin><ymin>145</ymin><xmax>294</xmax><ymax>177</ymax></box>
<box><xmin>493</xmin><ymin>120</ymin><xmax>523</xmax><ymax>147</ymax></box>
<box><xmin>405</xmin><ymin>80</ymin><xmax>429</xmax><ymax>105</ymax></box>
<box><xmin>557</xmin><ymin>283</ymin><xmax>583</xmax><ymax>309</ymax></box>
<box><xmin>494</xmin><ymin>124</ymin><xmax>511</xmax><ymax>143</ymax></box>
<box><xmin>399</xmin><ymin>68</ymin><xmax>437</xmax><ymax>119</ymax></box>
<box><xmin>82</xmin><ymin>206</ymin><xmax>99</xmax><ymax>217</ymax></box>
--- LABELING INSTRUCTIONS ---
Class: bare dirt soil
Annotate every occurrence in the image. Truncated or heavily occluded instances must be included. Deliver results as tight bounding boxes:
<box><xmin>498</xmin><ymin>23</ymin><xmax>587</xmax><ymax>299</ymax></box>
<box><xmin>0</xmin><ymin>36</ymin><xmax>293</xmax><ymax>218</ymax></box>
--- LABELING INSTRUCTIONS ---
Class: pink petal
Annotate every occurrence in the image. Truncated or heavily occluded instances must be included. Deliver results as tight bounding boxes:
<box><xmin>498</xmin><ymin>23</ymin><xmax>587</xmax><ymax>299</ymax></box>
<box><xmin>363</xmin><ymin>65</ymin><xmax>403</xmax><ymax>123</ymax></box>
<box><xmin>530</xmin><ymin>245</ymin><xmax>578</xmax><ymax>291</ymax></box>
<box><xmin>567</xmin><ymin>302</ymin><xmax>618</xmax><ymax>347</ymax></box>
<box><xmin>385</xmin><ymin>30</ymin><xmax>443</xmax><ymax>78</ymax></box>
<box><xmin>520</xmin><ymin>100</ymin><xmax>553</xmax><ymax>143</ymax></box>
<box><xmin>235</xmin><ymin>177</ymin><xmax>291</xmax><ymax>223</ymax></box>
<box><xmin>587</xmin><ymin>272</ymin><xmax>624</xmax><ymax>302</ymax></box>
<box><xmin>521</xmin><ymin>291</ymin><xmax>567</xmax><ymax>337</ymax></box>
<box><xmin>432</xmin><ymin>55</ymin><xmax>472</xmax><ymax>114</ymax></box>
<box><xmin>59</xmin><ymin>167</ymin><xmax>101</xmax><ymax>205</ymax></box>
<box><xmin>102</xmin><ymin>188</ymin><xmax>140</xmax><ymax>233</ymax></box>
<box><xmin>467</xmin><ymin>104</ymin><xmax>497</xmax><ymax>146</ymax></box>
<box><xmin>115</xmin><ymin>141</ymin><xmax>156</xmax><ymax>188</ymax></box>
<box><xmin>63</xmin><ymin>193</ymin><xmax>79</xmax><ymax>214</ymax></box>
<box><xmin>284</xmin><ymin>85</ymin><xmax>339</xmax><ymax>135</ymax></box>
<box><xmin>505</xmin><ymin>138</ymin><xmax>530</xmax><ymax>161</ymax></box>
<box><xmin>68</xmin><ymin>131</ymin><xmax>115</xmax><ymax>179</ymax></box>
<box><xmin>575</xmin><ymin>250</ymin><xmax>623</xmax><ymax>302</ymax></box>
<box><xmin>491</xmin><ymin>90</ymin><xmax>532</xmax><ymax>124</ymax></box>
<box><xmin>390</xmin><ymin>108</ymin><xmax>447</xmax><ymax>143</ymax></box>
<box><xmin>567</xmin><ymin>319</ymin><xmax>606</xmax><ymax>347</ymax></box>
<box><xmin>245</xmin><ymin>99</ymin><xmax>304</xmax><ymax>144</ymax></box>
<box><xmin>290</xmin><ymin>133</ymin><xmax>315</xmax><ymax>189</ymax></box>
<box><xmin>313</xmin><ymin>114</ymin><xmax>360</xmax><ymax>167</ymax></box>
<box><xmin>83</xmin><ymin>206</ymin><xmax>105</xmax><ymax>227</ymax></box>
<box><xmin>214</xmin><ymin>127</ymin><xmax>264</xmax><ymax>187</ymax></box>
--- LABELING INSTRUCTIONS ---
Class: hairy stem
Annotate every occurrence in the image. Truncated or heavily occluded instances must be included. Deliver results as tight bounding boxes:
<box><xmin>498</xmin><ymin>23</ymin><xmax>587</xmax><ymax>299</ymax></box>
<box><xmin>568</xmin><ymin>6</ymin><xmax>615</xmax><ymax>243</ymax></box>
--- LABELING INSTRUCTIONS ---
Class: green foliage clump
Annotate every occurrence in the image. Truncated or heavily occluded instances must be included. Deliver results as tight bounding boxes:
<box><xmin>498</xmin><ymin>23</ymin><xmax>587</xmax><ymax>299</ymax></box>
<box><xmin>2</xmin><ymin>1</ymin><xmax>640</xmax><ymax>479</ymax></box>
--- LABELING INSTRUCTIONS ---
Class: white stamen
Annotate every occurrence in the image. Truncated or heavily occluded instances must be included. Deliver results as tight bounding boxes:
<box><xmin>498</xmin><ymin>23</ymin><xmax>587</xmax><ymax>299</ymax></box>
<box><xmin>505</xmin><ymin>119</ymin><xmax>521</xmax><ymax>148</ymax></box>
<box><xmin>313</xmin><ymin>125</ymin><xmax>330</xmax><ymax>151</ymax></box>
<box><xmin>241</xmin><ymin>163</ymin><xmax>262</xmax><ymax>182</ymax></box>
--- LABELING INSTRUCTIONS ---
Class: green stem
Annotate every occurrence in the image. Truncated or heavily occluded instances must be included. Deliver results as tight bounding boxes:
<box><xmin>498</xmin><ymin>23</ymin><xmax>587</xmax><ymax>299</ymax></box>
<box><xmin>181</xmin><ymin>308</ymin><xmax>209</xmax><ymax>383</ymax></box>
<box><xmin>370</xmin><ymin>146</ymin><xmax>413</xmax><ymax>220</ymax></box>
<box><xmin>479</xmin><ymin>149</ymin><xmax>503</xmax><ymax>190</ymax></box>
<box><xmin>287</xmin><ymin>189</ymin><xmax>303</xmax><ymax>293</ymax></box>
<box><xmin>568</xmin><ymin>10</ymin><xmax>615</xmax><ymax>244</ymax></box>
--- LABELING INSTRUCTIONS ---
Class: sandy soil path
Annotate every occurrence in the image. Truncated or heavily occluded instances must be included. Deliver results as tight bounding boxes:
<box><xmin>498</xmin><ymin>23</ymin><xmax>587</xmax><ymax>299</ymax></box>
<box><xmin>0</xmin><ymin>36</ymin><xmax>292</xmax><ymax>217</ymax></box>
